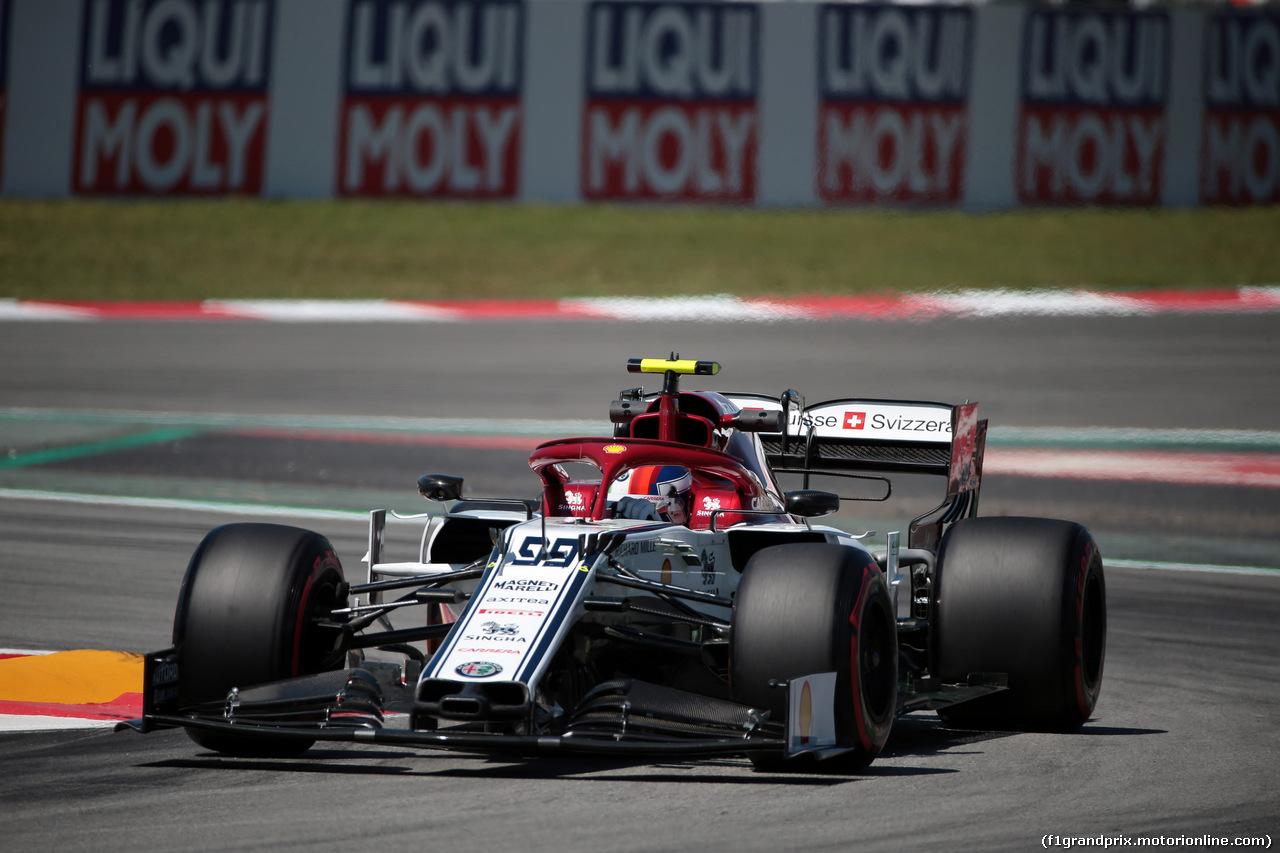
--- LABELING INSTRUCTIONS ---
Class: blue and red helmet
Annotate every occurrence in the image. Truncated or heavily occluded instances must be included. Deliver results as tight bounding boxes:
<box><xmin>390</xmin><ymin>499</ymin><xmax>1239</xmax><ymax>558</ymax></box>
<box><xmin>608</xmin><ymin>465</ymin><xmax>693</xmax><ymax>525</ymax></box>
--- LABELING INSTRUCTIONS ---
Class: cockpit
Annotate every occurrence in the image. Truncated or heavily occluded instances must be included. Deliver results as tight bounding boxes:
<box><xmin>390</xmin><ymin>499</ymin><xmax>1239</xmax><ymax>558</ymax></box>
<box><xmin>531</xmin><ymin>358</ymin><xmax>789</xmax><ymax>529</ymax></box>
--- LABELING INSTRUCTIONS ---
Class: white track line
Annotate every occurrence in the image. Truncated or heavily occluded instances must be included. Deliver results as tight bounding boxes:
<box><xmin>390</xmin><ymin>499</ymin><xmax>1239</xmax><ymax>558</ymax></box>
<box><xmin>4</xmin><ymin>288</ymin><xmax>1280</xmax><ymax>322</ymax></box>
<box><xmin>0</xmin><ymin>488</ymin><xmax>366</xmax><ymax>521</ymax></box>
<box><xmin>0</xmin><ymin>715</ymin><xmax>120</xmax><ymax>732</ymax></box>
<box><xmin>1105</xmin><ymin>559</ymin><xmax>1280</xmax><ymax>577</ymax></box>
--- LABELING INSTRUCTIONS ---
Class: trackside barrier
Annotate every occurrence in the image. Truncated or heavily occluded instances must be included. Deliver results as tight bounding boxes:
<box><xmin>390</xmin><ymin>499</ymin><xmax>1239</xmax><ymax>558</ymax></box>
<box><xmin>0</xmin><ymin>0</ymin><xmax>1276</xmax><ymax>207</ymax></box>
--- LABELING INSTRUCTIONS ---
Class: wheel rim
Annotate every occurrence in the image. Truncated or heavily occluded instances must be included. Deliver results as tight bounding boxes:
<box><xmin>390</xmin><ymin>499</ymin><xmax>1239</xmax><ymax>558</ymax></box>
<box><xmin>859</xmin><ymin>597</ymin><xmax>896</xmax><ymax>722</ymax></box>
<box><xmin>1080</xmin><ymin>566</ymin><xmax>1105</xmax><ymax>690</ymax></box>
<box><xmin>292</xmin><ymin>565</ymin><xmax>345</xmax><ymax>676</ymax></box>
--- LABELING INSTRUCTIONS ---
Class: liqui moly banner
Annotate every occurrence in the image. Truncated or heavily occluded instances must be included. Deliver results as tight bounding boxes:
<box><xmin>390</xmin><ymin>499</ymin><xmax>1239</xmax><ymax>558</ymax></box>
<box><xmin>582</xmin><ymin>1</ymin><xmax>758</xmax><ymax>203</ymax></box>
<box><xmin>1017</xmin><ymin>8</ymin><xmax>1169</xmax><ymax>205</ymax></box>
<box><xmin>1201</xmin><ymin>12</ymin><xmax>1280</xmax><ymax>205</ymax></box>
<box><xmin>0</xmin><ymin>0</ymin><xmax>9</xmax><ymax>181</ymax></box>
<box><xmin>338</xmin><ymin>0</ymin><xmax>524</xmax><ymax>198</ymax></box>
<box><xmin>817</xmin><ymin>4</ymin><xmax>971</xmax><ymax>205</ymax></box>
<box><xmin>73</xmin><ymin>0</ymin><xmax>273</xmax><ymax>195</ymax></box>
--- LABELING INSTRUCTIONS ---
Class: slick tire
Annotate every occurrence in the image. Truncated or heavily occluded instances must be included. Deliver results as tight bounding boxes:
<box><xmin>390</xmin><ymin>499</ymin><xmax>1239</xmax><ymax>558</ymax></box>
<box><xmin>730</xmin><ymin>544</ymin><xmax>897</xmax><ymax>773</ymax></box>
<box><xmin>173</xmin><ymin>523</ymin><xmax>346</xmax><ymax>757</ymax></box>
<box><xmin>933</xmin><ymin>517</ymin><xmax>1106</xmax><ymax>733</ymax></box>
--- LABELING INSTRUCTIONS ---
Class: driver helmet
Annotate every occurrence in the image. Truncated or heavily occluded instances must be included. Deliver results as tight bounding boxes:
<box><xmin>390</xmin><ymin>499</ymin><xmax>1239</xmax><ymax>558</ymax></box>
<box><xmin>609</xmin><ymin>465</ymin><xmax>693</xmax><ymax>525</ymax></box>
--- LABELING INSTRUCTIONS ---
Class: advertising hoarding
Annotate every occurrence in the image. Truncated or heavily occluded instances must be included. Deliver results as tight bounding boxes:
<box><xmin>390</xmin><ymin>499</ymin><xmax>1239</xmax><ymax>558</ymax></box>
<box><xmin>817</xmin><ymin>3</ymin><xmax>971</xmax><ymax>204</ymax></box>
<box><xmin>1201</xmin><ymin>12</ymin><xmax>1280</xmax><ymax>205</ymax></box>
<box><xmin>0</xmin><ymin>0</ymin><xmax>9</xmax><ymax>179</ymax></box>
<box><xmin>72</xmin><ymin>0</ymin><xmax>273</xmax><ymax>195</ymax></box>
<box><xmin>1017</xmin><ymin>7</ymin><xmax>1169</xmax><ymax>205</ymax></box>
<box><xmin>582</xmin><ymin>1</ymin><xmax>758</xmax><ymax>203</ymax></box>
<box><xmin>338</xmin><ymin>0</ymin><xmax>524</xmax><ymax>198</ymax></box>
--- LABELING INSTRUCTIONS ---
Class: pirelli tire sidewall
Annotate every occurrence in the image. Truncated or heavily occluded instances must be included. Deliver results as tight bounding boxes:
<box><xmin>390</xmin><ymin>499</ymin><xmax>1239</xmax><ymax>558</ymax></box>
<box><xmin>730</xmin><ymin>543</ymin><xmax>897</xmax><ymax>767</ymax></box>
<box><xmin>933</xmin><ymin>516</ymin><xmax>1106</xmax><ymax>732</ymax></box>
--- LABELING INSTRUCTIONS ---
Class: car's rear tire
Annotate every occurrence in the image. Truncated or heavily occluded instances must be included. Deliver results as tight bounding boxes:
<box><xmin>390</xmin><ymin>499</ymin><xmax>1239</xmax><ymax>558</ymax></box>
<box><xmin>730</xmin><ymin>544</ymin><xmax>897</xmax><ymax>772</ymax></box>
<box><xmin>173</xmin><ymin>523</ymin><xmax>347</xmax><ymax>756</ymax></box>
<box><xmin>933</xmin><ymin>517</ymin><xmax>1105</xmax><ymax>732</ymax></box>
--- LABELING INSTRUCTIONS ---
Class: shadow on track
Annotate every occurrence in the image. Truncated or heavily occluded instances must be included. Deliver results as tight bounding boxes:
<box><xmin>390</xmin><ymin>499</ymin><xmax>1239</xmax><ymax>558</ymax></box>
<box><xmin>878</xmin><ymin>716</ymin><xmax>1164</xmax><ymax>758</ymax></box>
<box><xmin>136</xmin><ymin>717</ymin><xmax>1163</xmax><ymax>783</ymax></box>
<box><xmin>144</xmin><ymin>752</ymin><xmax>863</xmax><ymax>785</ymax></box>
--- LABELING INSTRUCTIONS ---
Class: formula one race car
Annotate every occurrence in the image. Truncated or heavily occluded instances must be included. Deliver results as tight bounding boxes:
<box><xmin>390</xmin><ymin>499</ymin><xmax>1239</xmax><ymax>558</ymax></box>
<box><xmin>122</xmin><ymin>357</ymin><xmax>1106</xmax><ymax>772</ymax></box>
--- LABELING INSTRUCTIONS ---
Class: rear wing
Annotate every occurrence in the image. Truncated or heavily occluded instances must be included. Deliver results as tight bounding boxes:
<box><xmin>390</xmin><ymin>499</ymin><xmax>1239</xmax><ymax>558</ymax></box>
<box><xmin>724</xmin><ymin>393</ymin><xmax>987</xmax><ymax>550</ymax></box>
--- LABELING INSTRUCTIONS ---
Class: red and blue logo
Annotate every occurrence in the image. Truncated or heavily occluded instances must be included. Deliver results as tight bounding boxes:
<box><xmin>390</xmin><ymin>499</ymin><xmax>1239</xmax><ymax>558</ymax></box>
<box><xmin>581</xmin><ymin>1</ymin><xmax>758</xmax><ymax>203</ymax></box>
<box><xmin>456</xmin><ymin>661</ymin><xmax>503</xmax><ymax>678</ymax></box>
<box><xmin>817</xmin><ymin>3</ymin><xmax>971</xmax><ymax>205</ymax></box>
<box><xmin>338</xmin><ymin>0</ymin><xmax>524</xmax><ymax>198</ymax></box>
<box><xmin>72</xmin><ymin>0</ymin><xmax>273</xmax><ymax>195</ymax></box>
<box><xmin>1201</xmin><ymin>12</ymin><xmax>1280</xmax><ymax>205</ymax></box>
<box><xmin>1017</xmin><ymin>8</ymin><xmax>1169</xmax><ymax>206</ymax></box>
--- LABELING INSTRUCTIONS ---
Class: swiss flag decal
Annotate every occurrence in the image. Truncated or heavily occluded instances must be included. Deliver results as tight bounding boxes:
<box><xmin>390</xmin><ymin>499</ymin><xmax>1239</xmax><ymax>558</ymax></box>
<box><xmin>843</xmin><ymin>411</ymin><xmax>866</xmax><ymax>430</ymax></box>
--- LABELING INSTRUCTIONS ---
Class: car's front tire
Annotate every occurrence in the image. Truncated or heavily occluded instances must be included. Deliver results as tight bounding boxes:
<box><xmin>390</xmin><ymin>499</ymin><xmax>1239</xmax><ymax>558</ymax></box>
<box><xmin>173</xmin><ymin>523</ymin><xmax>347</xmax><ymax>756</ymax></box>
<box><xmin>730</xmin><ymin>543</ymin><xmax>897</xmax><ymax>772</ymax></box>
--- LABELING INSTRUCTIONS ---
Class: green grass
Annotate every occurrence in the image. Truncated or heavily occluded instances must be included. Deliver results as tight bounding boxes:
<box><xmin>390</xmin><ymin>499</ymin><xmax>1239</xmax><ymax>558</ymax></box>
<box><xmin>1</xmin><ymin>200</ymin><xmax>1277</xmax><ymax>300</ymax></box>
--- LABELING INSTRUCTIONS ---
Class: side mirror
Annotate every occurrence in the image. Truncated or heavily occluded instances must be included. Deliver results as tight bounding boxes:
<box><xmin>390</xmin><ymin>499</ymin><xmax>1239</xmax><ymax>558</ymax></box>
<box><xmin>784</xmin><ymin>489</ymin><xmax>839</xmax><ymax>518</ymax></box>
<box><xmin>726</xmin><ymin>408</ymin><xmax>784</xmax><ymax>433</ymax></box>
<box><xmin>418</xmin><ymin>474</ymin><xmax>464</xmax><ymax>502</ymax></box>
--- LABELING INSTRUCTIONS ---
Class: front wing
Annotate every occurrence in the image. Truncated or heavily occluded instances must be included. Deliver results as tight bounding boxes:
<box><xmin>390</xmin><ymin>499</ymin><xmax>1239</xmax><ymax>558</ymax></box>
<box><xmin>116</xmin><ymin>648</ymin><xmax>856</xmax><ymax>760</ymax></box>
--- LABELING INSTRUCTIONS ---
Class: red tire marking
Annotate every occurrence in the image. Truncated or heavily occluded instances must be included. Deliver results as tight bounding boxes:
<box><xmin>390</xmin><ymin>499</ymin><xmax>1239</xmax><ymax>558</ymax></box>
<box><xmin>848</xmin><ymin>561</ymin><xmax>878</xmax><ymax>752</ymax></box>
<box><xmin>291</xmin><ymin>559</ymin><xmax>322</xmax><ymax>677</ymax></box>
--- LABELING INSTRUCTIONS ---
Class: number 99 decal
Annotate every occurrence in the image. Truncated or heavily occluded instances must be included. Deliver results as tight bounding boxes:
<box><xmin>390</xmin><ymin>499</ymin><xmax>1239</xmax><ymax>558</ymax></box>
<box><xmin>509</xmin><ymin>536</ymin><xmax>580</xmax><ymax>568</ymax></box>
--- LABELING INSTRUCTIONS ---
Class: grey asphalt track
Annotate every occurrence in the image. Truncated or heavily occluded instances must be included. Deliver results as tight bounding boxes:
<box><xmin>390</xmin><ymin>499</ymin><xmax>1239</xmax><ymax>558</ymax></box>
<box><xmin>3</xmin><ymin>313</ymin><xmax>1278</xmax><ymax>428</ymax></box>
<box><xmin>1</xmin><ymin>316</ymin><xmax>1278</xmax><ymax>851</ymax></box>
